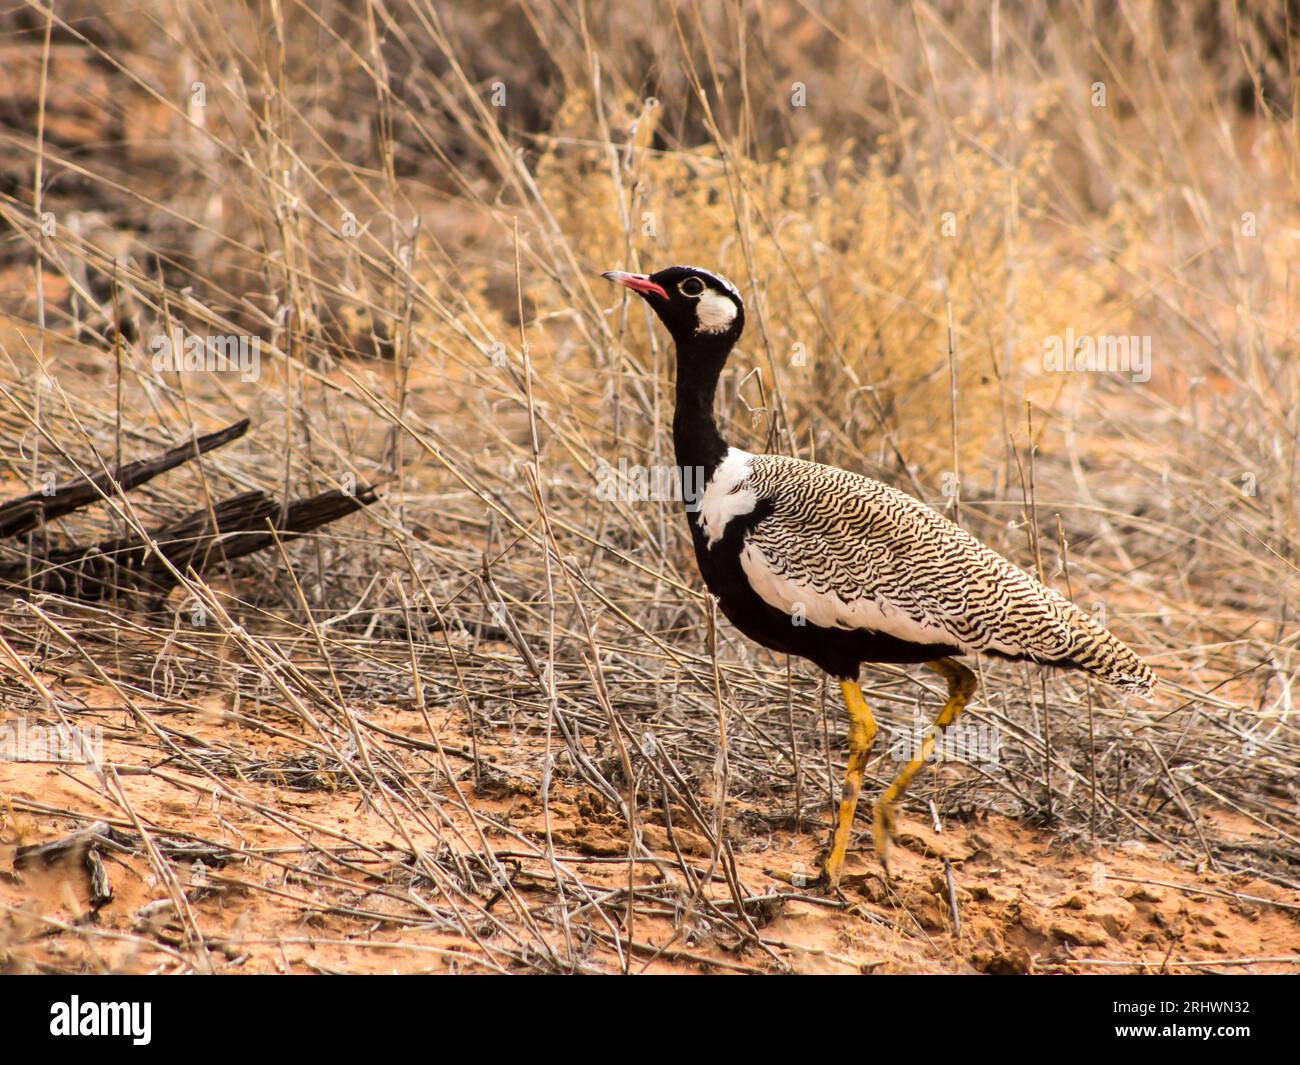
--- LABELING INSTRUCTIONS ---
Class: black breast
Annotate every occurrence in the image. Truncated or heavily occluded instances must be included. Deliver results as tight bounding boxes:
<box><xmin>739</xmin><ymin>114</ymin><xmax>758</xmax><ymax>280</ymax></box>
<box><xmin>684</xmin><ymin>501</ymin><xmax>956</xmax><ymax>679</ymax></box>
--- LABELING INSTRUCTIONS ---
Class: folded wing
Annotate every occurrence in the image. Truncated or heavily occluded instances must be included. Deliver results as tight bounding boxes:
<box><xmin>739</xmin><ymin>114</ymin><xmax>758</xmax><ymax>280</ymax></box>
<box><xmin>736</xmin><ymin>454</ymin><xmax>1154</xmax><ymax>694</ymax></box>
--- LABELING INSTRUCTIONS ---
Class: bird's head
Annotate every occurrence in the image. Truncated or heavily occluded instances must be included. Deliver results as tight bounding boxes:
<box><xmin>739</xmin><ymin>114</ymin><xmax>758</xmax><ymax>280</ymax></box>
<box><xmin>602</xmin><ymin>265</ymin><xmax>744</xmax><ymax>350</ymax></box>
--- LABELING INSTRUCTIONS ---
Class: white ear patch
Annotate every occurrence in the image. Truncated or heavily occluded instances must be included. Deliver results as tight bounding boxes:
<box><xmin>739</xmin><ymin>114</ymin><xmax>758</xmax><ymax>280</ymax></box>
<box><xmin>695</xmin><ymin>289</ymin><xmax>738</xmax><ymax>333</ymax></box>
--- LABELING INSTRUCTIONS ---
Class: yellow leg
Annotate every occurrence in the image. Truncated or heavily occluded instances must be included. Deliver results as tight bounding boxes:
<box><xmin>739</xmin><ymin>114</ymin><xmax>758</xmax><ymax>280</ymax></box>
<box><xmin>873</xmin><ymin>658</ymin><xmax>977</xmax><ymax>875</ymax></box>
<box><xmin>821</xmin><ymin>679</ymin><xmax>878</xmax><ymax>888</ymax></box>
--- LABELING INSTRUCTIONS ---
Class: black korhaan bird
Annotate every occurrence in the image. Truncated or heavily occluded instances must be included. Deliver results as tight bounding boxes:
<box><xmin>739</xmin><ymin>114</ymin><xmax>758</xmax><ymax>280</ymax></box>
<box><xmin>604</xmin><ymin>264</ymin><xmax>1155</xmax><ymax>886</ymax></box>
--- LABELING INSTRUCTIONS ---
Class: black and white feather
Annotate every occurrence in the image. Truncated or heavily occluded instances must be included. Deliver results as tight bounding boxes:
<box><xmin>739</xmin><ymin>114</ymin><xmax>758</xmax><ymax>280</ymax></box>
<box><xmin>603</xmin><ymin>262</ymin><xmax>1156</xmax><ymax>697</ymax></box>
<box><xmin>701</xmin><ymin>448</ymin><xmax>1155</xmax><ymax>694</ymax></box>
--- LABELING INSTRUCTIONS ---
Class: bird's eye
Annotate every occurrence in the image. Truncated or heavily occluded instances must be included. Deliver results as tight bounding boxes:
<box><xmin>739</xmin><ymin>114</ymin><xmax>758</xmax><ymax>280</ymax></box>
<box><xmin>678</xmin><ymin>277</ymin><xmax>705</xmax><ymax>297</ymax></box>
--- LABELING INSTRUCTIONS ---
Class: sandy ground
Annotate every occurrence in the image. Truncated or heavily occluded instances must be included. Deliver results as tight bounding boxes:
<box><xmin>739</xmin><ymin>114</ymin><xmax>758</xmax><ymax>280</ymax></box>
<box><xmin>3</xmin><ymin>685</ymin><xmax>1296</xmax><ymax>975</ymax></box>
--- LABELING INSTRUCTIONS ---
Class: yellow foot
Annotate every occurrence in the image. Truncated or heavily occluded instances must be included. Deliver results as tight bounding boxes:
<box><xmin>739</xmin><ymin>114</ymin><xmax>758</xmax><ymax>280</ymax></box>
<box><xmin>819</xmin><ymin>844</ymin><xmax>845</xmax><ymax>891</ymax></box>
<box><xmin>820</xmin><ymin>846</ymin><xmax>886</xmax><ymax>894</ymax></box>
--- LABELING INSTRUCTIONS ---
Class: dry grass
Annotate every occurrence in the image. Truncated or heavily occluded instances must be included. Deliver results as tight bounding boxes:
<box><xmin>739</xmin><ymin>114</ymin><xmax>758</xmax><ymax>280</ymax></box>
<box><xmin>0</xmin><ymin>0</ymin><xmax>1296</xmax><ymax>974</ymax></box>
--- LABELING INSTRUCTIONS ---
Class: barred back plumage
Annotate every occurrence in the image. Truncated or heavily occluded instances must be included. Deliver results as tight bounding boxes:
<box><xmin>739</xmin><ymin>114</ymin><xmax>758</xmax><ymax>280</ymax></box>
<box><xmin>734</xmin><ymin>452</ymin><xmax>1155</xmax><ymax>694</ymax></box>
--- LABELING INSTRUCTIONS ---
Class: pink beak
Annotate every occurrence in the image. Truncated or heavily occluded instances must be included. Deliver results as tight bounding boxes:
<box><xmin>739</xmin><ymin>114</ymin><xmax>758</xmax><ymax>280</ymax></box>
<box><xmin>602</xmin><ymin>270</ymin><xmax>668</xmax><ymax>300</ymax></box>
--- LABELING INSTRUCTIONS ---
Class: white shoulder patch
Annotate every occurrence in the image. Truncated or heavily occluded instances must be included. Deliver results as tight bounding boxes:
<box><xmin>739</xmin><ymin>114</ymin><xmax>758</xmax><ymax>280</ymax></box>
<box><xmin>700</xmin><ymin>448</ymin><xmax>757</xmax><ymax>546</ymax></box>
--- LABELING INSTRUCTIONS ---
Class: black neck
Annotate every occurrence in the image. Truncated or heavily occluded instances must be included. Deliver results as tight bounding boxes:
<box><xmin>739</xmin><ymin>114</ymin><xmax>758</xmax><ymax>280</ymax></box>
<box><xmin>672</xmin><ymin>340</ymin><xmax>732</xmax><ymax>486</ymax></box>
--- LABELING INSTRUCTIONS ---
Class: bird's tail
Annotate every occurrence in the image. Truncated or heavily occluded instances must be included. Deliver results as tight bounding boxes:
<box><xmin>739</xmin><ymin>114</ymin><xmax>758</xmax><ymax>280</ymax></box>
<box><xmin>1059</xmin><ymin>606</ymin><xmax>1156</xmax><ymax>696</ymax></box>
